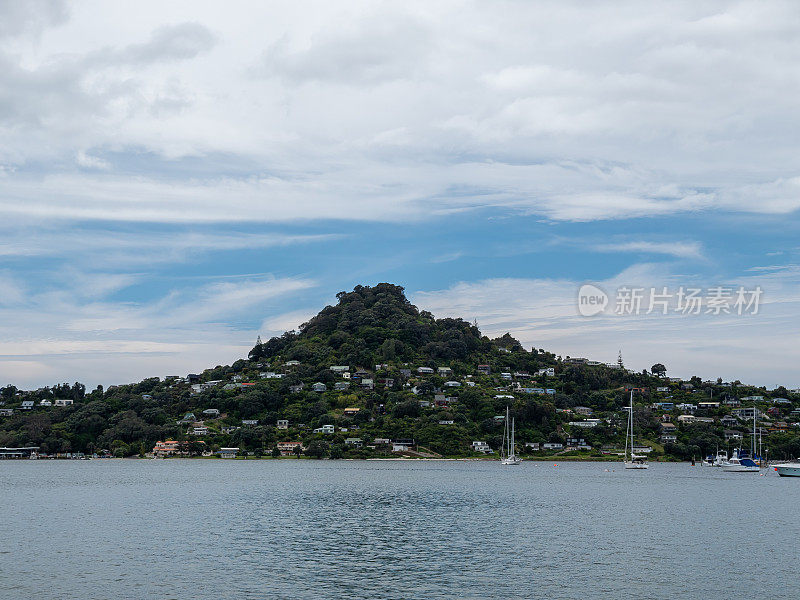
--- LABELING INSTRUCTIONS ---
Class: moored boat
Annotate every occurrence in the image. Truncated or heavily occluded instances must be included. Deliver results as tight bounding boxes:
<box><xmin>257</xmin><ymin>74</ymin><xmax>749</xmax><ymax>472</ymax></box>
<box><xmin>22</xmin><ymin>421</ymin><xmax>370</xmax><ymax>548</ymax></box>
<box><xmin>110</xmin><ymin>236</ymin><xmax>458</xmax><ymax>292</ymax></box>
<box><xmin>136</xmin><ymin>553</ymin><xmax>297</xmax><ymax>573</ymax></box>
<box><xmin>774</xmin><ymin>461</ymin><xmax>800</xmax><ymax>477</ymax></box>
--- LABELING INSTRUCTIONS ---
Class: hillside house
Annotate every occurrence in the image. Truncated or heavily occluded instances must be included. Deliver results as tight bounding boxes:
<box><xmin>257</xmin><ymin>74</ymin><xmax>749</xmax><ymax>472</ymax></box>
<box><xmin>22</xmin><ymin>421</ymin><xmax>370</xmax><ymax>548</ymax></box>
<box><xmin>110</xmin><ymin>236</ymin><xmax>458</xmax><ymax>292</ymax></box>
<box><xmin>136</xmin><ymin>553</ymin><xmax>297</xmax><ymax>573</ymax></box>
<box><xmin>471</xmin><ymin>441</ymin><xmax>493</xmax><ymax>454</ymax></box>
<box><xmin>277</xmin><ymin>419</ymin><xmax>289</xmax><ymax>430</ymax></box>
<box><xmin>312</xmin><ymin>382</ymin><xmax>327</xmax><ymax>392</ymax></box>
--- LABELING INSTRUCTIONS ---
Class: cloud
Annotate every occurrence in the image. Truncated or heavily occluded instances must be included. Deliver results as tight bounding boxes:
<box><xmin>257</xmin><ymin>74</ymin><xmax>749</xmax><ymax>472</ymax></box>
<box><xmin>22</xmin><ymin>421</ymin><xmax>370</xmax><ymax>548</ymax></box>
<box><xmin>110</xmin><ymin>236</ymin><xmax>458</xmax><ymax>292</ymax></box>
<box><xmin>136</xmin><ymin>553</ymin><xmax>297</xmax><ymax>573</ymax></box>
<box><xmin>593</xmin><ymin>240</ymin><xmax>704</xmax><ymax>259</ymax></box>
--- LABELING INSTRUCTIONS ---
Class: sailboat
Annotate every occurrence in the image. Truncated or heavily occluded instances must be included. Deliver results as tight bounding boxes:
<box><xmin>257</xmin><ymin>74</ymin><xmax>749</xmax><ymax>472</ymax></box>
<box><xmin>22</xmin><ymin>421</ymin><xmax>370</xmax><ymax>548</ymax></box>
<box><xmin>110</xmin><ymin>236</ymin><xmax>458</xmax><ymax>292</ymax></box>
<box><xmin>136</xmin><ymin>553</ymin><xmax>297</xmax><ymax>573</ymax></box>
<box><xmin>720</xmin><ymin>406</ymin><xmax>760</xmax><ymax>472</ymax></box>
<box><xmin>624</xmin><ymin>390</ymin><xmax>648</xmax><ymax>469</ymax></box>
<box><xmin>500</xmin><ymin>406</ymin><xmax>521</xmax><ymax>465</ymax></box>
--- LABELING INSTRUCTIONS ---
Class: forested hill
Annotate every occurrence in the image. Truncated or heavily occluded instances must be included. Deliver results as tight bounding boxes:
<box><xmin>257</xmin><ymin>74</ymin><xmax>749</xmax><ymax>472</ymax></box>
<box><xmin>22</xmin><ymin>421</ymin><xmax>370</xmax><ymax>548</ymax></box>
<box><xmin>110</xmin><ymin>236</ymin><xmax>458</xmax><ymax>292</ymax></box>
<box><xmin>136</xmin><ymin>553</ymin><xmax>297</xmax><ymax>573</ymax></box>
<box><xmin>2</xmin><ymin>283</ymin><xmax>800</xmax><ymax>460</ymax></box>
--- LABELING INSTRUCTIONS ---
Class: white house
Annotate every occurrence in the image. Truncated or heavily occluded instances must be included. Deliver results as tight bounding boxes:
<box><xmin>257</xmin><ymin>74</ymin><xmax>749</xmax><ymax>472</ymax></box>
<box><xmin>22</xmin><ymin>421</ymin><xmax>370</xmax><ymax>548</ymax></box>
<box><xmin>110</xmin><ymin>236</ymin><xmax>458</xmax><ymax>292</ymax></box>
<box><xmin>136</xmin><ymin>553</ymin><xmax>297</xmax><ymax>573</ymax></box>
<box><xmin>202</xmin><ymin>408</ymin><xmax>220</xmax><ymax>418</ymax></box>
<box><xmin>218</xmin><ymin>447</ymin><xmax>239</xmax><ymax>458</ymax></box>
<box><xmin>313</xmin><ymin>424</ymin><xmax>335</xmax><ymax>434</ymax></box>
<box><xmin>543</xmin><ymin>442</ymin><xmax>563</xmax><ymax>450</ymax></box>
<box><xmin>417</xmin><ymin>367</ymin><xmax>434</xmax><ymax>375</ymax></box>
<box><xmin>39</xmin><ymin>400</ymin><xmax>52</xmax><ymax>407</ymax></box>
<box><xmin>54</xmin><ymin>399</ymin><xmax>74</xmax><ymax>407</ymax></box>
<box><xmin>444</xmin><ymin>381</ymin><xmax>461</xmax><ymax>388</ymax></box>
<box><xmin>471</xmin><ymin>441</ymin><xmax>493</xmax><ymax>454</ymax></box>
<box><xmin>242</xmin><ymin>419</ymin><xmax>259</xmax><ymax>426</ymax></box>
<box><xmin>312</xmin><ymin>382</ymin><xmax>327</xmax><ymax>392</ymax></box>
<box><xmin>536</xmin><ymin>367</ymin><xmax>555</xmax><ymax>377</ymax></box>
<box><xmin>277</xmin><ymin>419</ymin><xmax>289</xmax><ymax>430</ymax></box>
<box><xmin>21</xmin><ymin>400</ymin><xmax>34</xmax><ymax>410</ymax></box>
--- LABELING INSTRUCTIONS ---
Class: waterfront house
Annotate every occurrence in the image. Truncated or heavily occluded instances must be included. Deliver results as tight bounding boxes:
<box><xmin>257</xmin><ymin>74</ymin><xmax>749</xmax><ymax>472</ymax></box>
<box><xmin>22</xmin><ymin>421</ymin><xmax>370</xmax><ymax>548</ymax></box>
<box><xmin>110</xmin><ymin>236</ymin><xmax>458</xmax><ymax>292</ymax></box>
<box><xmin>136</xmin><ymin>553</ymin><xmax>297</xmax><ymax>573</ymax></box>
<box><xmin>152</xmin><ymin>440</ymin><xmax>182</xmax><ymax>457</ymax></box>
<box><xmin>542</xmin><ymin>442</ymin><xmax>563</xmax><ymax>450</ymax></box>
<box><xmin>277</xmin><ymin>441</ymin><xmax>304</xmax><ymax>456</ymax></box>
<box><xmin>218</xmin><ymin>447</ymin><xmax>238</xmax><ymax>458</ymax></box>
<box><xmin>393</xmin><ymin>439</ymin><xmax>416</xmax><ymax>452</ymax></box>
<box><xmin>525</xmin><ymin>442</ymin><xmax>540</xmax><ymax>451</ymax></box>
<box><xmin>471</xmin><ymin>441</ymin><xmax>493</xmax><ymax>454</ymax></box>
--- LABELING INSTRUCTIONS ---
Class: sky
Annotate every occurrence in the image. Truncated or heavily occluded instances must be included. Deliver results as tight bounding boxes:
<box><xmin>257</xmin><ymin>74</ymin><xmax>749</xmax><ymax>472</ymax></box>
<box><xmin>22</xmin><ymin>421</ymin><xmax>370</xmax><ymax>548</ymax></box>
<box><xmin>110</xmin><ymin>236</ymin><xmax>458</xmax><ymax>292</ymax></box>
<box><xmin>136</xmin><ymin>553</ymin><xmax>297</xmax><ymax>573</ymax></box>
<box><xmin>2</xmin><ymin>0</ymin><xmax>800</xmax><ymax>389</ymax></box>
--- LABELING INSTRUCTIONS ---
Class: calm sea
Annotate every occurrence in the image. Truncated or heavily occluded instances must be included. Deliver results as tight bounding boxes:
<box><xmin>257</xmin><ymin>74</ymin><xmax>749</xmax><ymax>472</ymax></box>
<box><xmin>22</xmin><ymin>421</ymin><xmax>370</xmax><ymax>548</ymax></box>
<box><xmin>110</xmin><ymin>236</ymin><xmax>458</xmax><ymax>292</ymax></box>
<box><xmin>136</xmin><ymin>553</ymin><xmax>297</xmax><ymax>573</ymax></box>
<box><xmin>1</xmin><ymin>459</ymin><xmax>797</xmax><ymax>599</ymax></box>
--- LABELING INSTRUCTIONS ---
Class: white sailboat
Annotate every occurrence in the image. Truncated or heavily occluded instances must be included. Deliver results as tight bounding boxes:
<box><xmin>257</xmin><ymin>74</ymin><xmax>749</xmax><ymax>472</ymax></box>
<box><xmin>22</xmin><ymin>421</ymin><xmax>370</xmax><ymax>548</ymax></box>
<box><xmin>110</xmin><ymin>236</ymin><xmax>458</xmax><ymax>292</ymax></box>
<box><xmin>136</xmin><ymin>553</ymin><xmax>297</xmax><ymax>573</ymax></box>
<box><xmin>624</xmin><ymin>390</ymin><xmax>648</xmax><ymax>469</ymax></box>
<box><xmin>500</xmin><ymin>406</ymin><xmax>521</xmax><ymax>465</ymax></box>
<box><xmin>720</xmin><ymin>407</ymin><xmax>760</xmax><ymax>473</ymax></box>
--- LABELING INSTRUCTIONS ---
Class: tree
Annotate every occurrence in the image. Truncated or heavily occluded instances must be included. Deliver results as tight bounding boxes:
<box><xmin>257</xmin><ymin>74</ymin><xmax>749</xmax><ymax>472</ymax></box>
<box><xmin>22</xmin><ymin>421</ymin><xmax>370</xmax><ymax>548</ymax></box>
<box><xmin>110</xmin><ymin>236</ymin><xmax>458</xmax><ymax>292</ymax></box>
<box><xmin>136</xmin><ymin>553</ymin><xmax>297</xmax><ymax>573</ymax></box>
<box><xmin>305</xmin><ymin>440</ymin><xmax>328</xmax><ymax>458</ymax></box>
<box><xmin>651</xmin><ymin>363</ymin><xmax>667</xmax><ymax>377</ymax></box>
<box><xmin>293</xmin><ymin>444</ymin><xmax>302</xmax><ymax>458</ymax></box>
<box><xmin>271</xmin><ymin>446</ymin><xmax>280</xmax><ymax>458</ymax></box>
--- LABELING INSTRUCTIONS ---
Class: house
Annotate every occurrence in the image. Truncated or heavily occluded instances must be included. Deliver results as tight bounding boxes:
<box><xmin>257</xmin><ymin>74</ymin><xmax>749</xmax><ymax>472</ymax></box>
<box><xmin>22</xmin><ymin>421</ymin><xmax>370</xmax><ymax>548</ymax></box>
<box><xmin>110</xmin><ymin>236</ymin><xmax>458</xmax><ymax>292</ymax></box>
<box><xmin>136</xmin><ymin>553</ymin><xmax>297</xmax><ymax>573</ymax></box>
<box><xmin>152</xmin><ymin>440</ymin><xmax>182</xmax><ymax>457</ymax></box>
<box><xmin>417</xmin><ymin>367</ymin><xmax>434</xmax><ymax>375</ymax></box>
<box><xmin>741</xmin><ymin>395</ymin><xmax>764</xmax><ymax>402</ymax></box>
<box><xmin>343</xmin><ymin>407</ymin><xmax>360</xmax><ymax>416</ymax></box>
<box><xmin>277</xmin><ymin>419</ymin><xmax>289</xmax><ymax>430</ymax></box>
<box><xmin>142</xmin><ymin>394</ymin><xmax>152</xmax><ymax>401</ymax></box>
<box><xmin>20</xmin><ymin>400</ymin><xmax>34</xmax><ymax>410</ymax></box>
<box><xmin>566</xmin><ymin>437</ymin><xmax>591</xmax><ymax>449</ymax></box>
<box><xmin>277</xmin><ymin>441</ymin><xmax>304</xmax><ymax>456</ymax></box>
<box><xmin>723</xmin><ymin>397</ymin><xmax>741</xmax><ymax>407</ymax></box>
<box><xmin>221</xmin><ymin>426</ymin><xmax>240</xmax><ymax>434</ymax></box>
<box><xmin>681</xmin><ymin>383</ymin><xmax>694</xmax><ymax>390</ymax></box>
<box><xmin>189</xmin><ymin>425</ymin><xmax>208</xmax><ymax>436</ymax></box>
<box><xmin>54</xmin><ymin>399</ymin><xmax>73</xmax><ymax>407</ymax></box>
<box><xmin>345</xmin><ymin>438</ymin><xmax>363</xmax><ymax>447</ymax></box>
<box><xmin>438</xmin><ymin>420</ymin><xmax>454</xmax><ymax>425</ymax></box>
<box><xmin>493</xmin><ymin>415</ymin><xmax>506</xmax><ymax>424</ymax></box>
<box><xmin>677</xmin><ymin>415</ymin><xmax>696</xmax><ymax>424</ymax></box>
<box><xmin>697</xmin><ymin>402</ymin><xmax>720</xmax><ymax>410</ymax></box>
<box><xmin>660</xmin><ymin>422</ymin><xmax>677</xmax><ymax>432</ymax></box>
<box><xmin>574</xmin><ymin>406</ymin><xmax>593</xmax><ymax>416</ymax></box>
<box><xmin>770</xmin><ymin>422</ymin><xmax>790</xmax><ymax>433</ymax></box>
<box><xmin>187</xmin><ymin>374</ymin><xmax>201</xmax><ymax>384</ymax></box>
<box><xmin>399</xmin><ymin>369</ymin><xmax>412</xmax><ymax>378</ymax></box>
<box><xmin>514</xmin><ymin>372</ymin><xmax>531</xmax><ymax>379</ymax></box>
<box><xmin>543</xmin><ymin>442</ymin><xmax>563</xmax><ymax>450</ymax></box>
<box><xmin>377</xmin><ymin>378</ymin><xmax>394</xmax><ymax>387</ymax></box>
<box><xmin>218</xmin><ymin>447</ymin><xmax>239</xmax><ymax>458</ymax></box>
<box><xmin>773</xmin><ymin>398</ymin><xmax>793</xmax><ymax>405</ymax></box>
<box><xmin>660</xmin><ymin>434</ymin><xmax>677</xmax><ymax>444</ymax></box>
<box><xmin>330</xmin><ymin>365</ymin><xmax>349</xmax><ymax>373</ymax></box>
<box><xmin>39</xmin><ymin>400</ymin><xmax>52</xmax><ymax>407</ymax></box>
<box><xmin>313</xmin><ymin>424</ymin><xmax>335</xmax><ymax>434</ymax></box>
<box><xmin>231</xmin><ymin>374</ymin><xmax>243</xmax><ymax>382</ymax></box>
<box><xmin>495</xmin><ymin>394</ymin><xmax>515</xmax><ymax>400</ymax></box>
<box><xmin>334</xmin><ymin>382</ymin><xmax>351</xmax><ymax>391</ymax></box>
<box><xmin>360</xmin><ymin>378</ymin><xmax>374</xmax><ymax>390</ymax></box>
<box><xmin>536</xmin><ymin>367</ymin><xmax>555</xmax><ymax>377</ymax></box>
<box><xmin>178</xmin><ymin>412</ymin><xmax>196</xmax><ymax>424</ymax></box>
<box><xmin>202</xmin><ymin>408</ymin><xmax>220</xmax><ymax>418</ymax></box>
<box><xmin>525</xmin><ymin>442</ymin><xmax>541</xmax><ymax>451</ymax></box>
<box><xmin>724</xmin><ymin>430</ymin><xmax>743</xmax><ymax>441</ymax></box>
<box><xmin>677</xmin><ymin>403</ymin><xmax>697</xmax><ymax>413</ymax></box>
<box><xmin>289</xmin><ymin>383</ymin><xmax>304</xmax><ymax>393</ymax></box>
<box><xmin>284</xmin><ymin>360</ymin><xmax>301</xmax><ymax>366</ymax></box>
<box><xmin>656</xmin><ymin>387</ymin><xmax>670</xmax><ymax>392</ymax></box>
<box><xmin>312</xmin><ymin>382</ymin><xmax>327</xmax><ymax>393</ymax></box>
<box><xmin>373</xmin><ymin>438</ymin><xmax>390</xmax><ymax>446</ymax></box>
<box><xmin>418</xmin><ymin>400</ymin><xmax>431</xmax><ymax>408</ymax></box>
<box><xmin>242</xmin><ymin>419</ymin><xmax>259</xmax><ymax>426</ymax></box>
<box><xmin>471</xmin><ymin>441</ymin><xmax>493</xmax><ymax>454</ymax></box>
<box><xmin>0</xmin><ymin>408</ymin><xmax>13</xmax><ymax>417</ymax></box>
<box><xmin>732</xmin><ymin>407</ymin><xmax>761</xmax><ymax>420</ymax></box>
<box><xmin>393</xmin><ymin>439</ymin><xmax>415</xmax><ymax>452</ymax></box>
<box><xmin>477</xmin><ymin>365</ymin><xmax>491</xmax><ymax>375</ymax></box>
<box><xmin>569</xmin><ymin>419</ymin><xmax>601</xmax><ymax>428</ymax></box>
<box><xmin>520</xmin><ymin>387</ymin><xmax>544</xmax><ymax>394</ymax></box>
<box><xmin>444</xmin><ymin>381</ymin><xmax>461</xmax><ymax>388</ymax></box>
<box><xmin>437</xmin><ymin>367</ymin><xmax>453</xmax><ymax>376</ymax></box>
<box><xmin>564</xmin><ymin>357</ymin><xmax>588</xmax><ymax>364</ymax></box>
<box><xmin>500</xmin><ymin>372</ymin><xmax>512</xmax><ymax>380</ymax></box>
<box><xmin>375</xmin><ymin>363</ymin><xmax>389</xmax><ymax>371</ymax></box>
<box><xmin>720</xmin><ymin>415</ymin><xmax>738</xmax><ymax>427</ymax></box>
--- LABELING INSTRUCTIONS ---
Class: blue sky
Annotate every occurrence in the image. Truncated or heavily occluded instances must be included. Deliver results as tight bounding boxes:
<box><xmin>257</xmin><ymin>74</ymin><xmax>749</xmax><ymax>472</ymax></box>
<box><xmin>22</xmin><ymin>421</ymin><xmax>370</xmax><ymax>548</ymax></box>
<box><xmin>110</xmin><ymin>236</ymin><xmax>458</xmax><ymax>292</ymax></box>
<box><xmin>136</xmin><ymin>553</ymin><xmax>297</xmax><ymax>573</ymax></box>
<box><xmin>2</xmin><ymin>0</ymin><xmax>800</xmax><ymax>388</ymax></box>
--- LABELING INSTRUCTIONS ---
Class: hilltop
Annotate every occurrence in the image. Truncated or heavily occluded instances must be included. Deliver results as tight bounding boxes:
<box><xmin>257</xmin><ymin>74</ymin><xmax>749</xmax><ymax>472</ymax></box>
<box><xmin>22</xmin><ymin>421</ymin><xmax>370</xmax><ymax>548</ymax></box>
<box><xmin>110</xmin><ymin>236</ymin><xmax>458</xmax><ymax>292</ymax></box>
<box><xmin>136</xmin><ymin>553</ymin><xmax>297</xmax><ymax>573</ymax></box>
<box><xmin>2</xmin><ymin>283</ymin><xmax>800</xmax><ymax>460</ymax></box>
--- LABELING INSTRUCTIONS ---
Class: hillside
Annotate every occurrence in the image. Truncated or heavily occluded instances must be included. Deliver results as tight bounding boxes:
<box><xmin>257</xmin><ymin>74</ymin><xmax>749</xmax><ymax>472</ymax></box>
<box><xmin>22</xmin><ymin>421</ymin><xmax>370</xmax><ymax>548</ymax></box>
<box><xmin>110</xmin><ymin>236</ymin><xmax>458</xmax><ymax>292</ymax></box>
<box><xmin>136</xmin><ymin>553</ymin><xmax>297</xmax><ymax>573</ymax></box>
<box><xmin>2</xmin><ymin>283</ymin><xmax>800</xmax><ymax>460</ymax></box>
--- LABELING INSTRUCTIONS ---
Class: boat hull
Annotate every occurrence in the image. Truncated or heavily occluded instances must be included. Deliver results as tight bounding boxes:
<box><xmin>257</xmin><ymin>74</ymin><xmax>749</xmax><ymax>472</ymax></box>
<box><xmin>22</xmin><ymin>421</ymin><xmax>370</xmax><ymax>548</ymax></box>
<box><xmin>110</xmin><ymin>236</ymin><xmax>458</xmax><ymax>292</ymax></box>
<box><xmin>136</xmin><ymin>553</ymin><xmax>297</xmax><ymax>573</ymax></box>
<box><xmin>624</xmin><ymin>462</ymin><xmax>648</xmax><ymax>469</ymax></box>
<box><xmin>721</xmin><ymin>465</ymin><xmax>759</xmax><ymax>472</ymax></box>
<box><xmin>775</xmin><ymin>465</ymin><xmax>800</xmax><ymax>477</ymax></box>
<box><xmin>501</xmin><ymin>457</ymin><xmax>522</xmax><ymax>465</ymax></box>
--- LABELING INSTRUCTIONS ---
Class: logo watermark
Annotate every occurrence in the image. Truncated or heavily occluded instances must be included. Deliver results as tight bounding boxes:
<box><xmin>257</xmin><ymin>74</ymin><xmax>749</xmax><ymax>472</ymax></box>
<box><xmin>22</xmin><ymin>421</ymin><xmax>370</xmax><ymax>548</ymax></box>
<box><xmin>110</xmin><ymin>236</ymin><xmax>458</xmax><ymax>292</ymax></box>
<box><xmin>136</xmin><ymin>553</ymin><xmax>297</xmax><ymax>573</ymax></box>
<box><xmin>577</xmin><ymin>285</ymin><xmax>762</xmax><ymax>317</ymax></box>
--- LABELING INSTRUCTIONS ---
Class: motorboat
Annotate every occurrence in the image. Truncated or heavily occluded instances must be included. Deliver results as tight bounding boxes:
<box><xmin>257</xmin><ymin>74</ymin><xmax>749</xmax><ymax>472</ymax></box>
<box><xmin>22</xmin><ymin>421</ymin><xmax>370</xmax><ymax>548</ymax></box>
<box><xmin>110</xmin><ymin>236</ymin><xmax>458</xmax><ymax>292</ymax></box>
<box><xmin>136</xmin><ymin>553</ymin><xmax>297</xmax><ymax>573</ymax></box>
<box><xmin>773</xmin><ymin>461</ymin><xmax>800</xmax><ymax>477</ymax></box>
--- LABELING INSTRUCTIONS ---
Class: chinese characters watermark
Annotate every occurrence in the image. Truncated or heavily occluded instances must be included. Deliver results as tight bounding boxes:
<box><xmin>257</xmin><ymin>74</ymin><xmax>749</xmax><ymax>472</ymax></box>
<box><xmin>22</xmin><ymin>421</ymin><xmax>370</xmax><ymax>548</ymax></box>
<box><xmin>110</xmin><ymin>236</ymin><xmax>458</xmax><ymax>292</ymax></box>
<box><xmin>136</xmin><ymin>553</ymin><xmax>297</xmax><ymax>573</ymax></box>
<box><xmin>578</xmin><ymin>284</ymin><xmax>762</xmax><ymax>317</ymax></box>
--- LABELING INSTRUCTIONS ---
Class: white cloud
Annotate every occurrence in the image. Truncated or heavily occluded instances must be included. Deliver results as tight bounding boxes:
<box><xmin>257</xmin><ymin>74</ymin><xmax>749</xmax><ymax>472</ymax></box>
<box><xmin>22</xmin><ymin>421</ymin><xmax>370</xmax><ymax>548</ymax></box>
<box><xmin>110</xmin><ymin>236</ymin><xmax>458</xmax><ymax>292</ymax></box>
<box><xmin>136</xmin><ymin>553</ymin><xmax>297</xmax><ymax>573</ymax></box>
<box><xmin>593</xmin><ymin>240</ymin><xmax>704</xmax><ymax>259</ymax></box>
<box><xmin>0</xmin><ymin>1</ymin><xmax>798</xmax><ymax>223</ymax></box>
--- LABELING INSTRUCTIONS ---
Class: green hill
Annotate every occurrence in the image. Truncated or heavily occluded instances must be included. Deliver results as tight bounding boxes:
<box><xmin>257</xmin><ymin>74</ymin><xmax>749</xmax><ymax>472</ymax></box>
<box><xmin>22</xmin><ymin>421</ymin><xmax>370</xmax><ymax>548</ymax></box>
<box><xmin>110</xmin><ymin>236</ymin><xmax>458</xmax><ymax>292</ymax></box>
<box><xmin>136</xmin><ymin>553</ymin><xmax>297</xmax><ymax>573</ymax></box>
<box><xmin>2</xmin><ymin>282</ymin><xmax>799</xmax><ymax>460</ymax></box>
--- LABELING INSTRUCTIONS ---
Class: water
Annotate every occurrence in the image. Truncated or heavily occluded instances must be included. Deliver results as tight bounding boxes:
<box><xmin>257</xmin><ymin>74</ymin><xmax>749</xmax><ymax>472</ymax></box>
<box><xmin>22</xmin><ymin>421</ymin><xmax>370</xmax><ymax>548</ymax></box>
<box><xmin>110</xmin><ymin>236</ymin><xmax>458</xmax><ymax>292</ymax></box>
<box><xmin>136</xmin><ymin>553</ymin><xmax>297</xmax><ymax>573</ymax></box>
<box><xmin>1</xmin><ymin>460</ymin><xmax>797</xmax><ymax>599</ymax></box>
